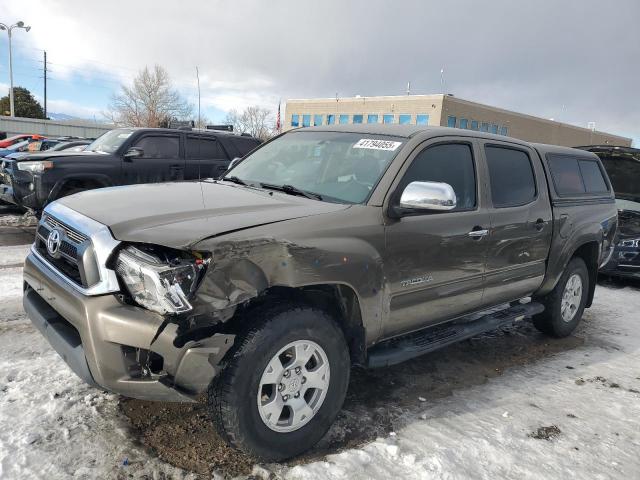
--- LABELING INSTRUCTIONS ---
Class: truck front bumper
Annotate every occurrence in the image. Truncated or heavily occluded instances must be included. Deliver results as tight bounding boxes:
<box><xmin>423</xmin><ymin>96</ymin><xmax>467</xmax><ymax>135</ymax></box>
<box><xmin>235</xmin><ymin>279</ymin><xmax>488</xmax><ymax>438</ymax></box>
<box><xmin>23</xmin><ymin>251</ymin><xmax>234</xmax><ymax>402</ymax></box>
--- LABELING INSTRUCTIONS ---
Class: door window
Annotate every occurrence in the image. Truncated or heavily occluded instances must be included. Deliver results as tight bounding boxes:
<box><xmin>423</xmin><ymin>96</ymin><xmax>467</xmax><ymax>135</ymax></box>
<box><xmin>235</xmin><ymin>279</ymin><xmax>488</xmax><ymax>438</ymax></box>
<box><xmin>134</xmin><ymin>136</ymin><xmax>180</xmax><ymax>158</ymax></box>
<box><xmin>485</xmin><ymin>146</ymin><xmax>536</xmax><ymax>207</ymax></box>
<box><xmin>186</xmin><ymin>136</ymin><xmax>227</xmax><ymax>159</ymax></box>
<box><xmin>400</xmin><ymin>143</ymin><xmax>476</xmax><ymax>211</ymax></box>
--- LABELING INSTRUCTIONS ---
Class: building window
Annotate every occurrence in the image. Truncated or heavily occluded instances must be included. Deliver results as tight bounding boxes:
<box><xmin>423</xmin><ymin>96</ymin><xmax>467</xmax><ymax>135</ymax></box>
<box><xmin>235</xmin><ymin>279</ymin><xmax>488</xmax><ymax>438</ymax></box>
<box><xmin>339</xmin><ymin>114</ymin><xmax>349</xmax><ymax>124</ymax></box>
<box><xmin>314</xmin><ymin>114</ymin><xmax>323</xmax><ymax>126</ymax></box>
<box><xmin>302</xmin><ymin>115</ymin><xmax>311</xmax><ymax>127</ymax></box>
<box><xmin>459</xmin><ymin>118</ymin><xmax>469</xmax><ymax>129</ymax></box>
<box><xmin>327</xmin><ymin>114</ymin><xmax>335</xmax><ymax>125</ymax></box>
<box><xmin>399</xmin><ymin>114</ymin><xmax>411</xmax><ymax>125</ymax></box>
<box><xmin>367</xmin><ymin>114</ymin><xmax>379</xmax><ymax>124</ymax></box>
<box><xmin>291</xmin><ymin>114</ymin><xmax>299</xmax><ymax>127</ymax></box>
<box><xmin>490</xmin><ymin>124</ymin><xmax>498</xmax><ymax>134</ymax></box>
<box><xmin>383</xmin><ymin>114</ymin><xmax>394</xmax><ymax>124</ymax></box>
<box><xmin>471</xmin><ymin>120</ymin><xmax>479</xmax><ymax>131</ymax></box>
<box><xmin>500</xmin><ymin>126</ymin><xmax>508</xmax><ymax>136</ymax></box>
<box><xmin>447</xmin><ymin>116</ymin><xmax>457</xmax><ymax>128</ymax></box>
<box><xmin>480</xmin><ymin>122</ymin><xmax>489</xmax><ymax>132</ymax></box>
<box><xmin>416</xmin><ymin>114</ymin><xmax>429</xmax><ymax>125</ymax></box>
<box><xmin>353</xmin><ymin>114</ymin><xmax>363</xmax><ymax>124</ymax></box>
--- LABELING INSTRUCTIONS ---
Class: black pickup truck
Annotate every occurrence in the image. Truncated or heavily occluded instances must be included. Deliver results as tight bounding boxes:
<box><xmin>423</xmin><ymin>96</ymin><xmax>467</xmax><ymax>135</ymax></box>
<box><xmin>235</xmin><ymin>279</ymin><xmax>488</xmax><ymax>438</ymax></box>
<box><xmin>578</xmin><ymin>145</ymin><xmax>640</xmax><ymax>278</ymax></box>
<box><xmin>0</xmin><ymin>128</ymin><xmax>261</xmax><ymax>212</ymax></box>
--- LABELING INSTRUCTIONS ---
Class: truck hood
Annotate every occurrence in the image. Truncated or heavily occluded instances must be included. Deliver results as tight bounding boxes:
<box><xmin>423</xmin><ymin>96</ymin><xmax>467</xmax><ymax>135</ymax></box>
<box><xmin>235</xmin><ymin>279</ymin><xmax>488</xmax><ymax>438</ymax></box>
<box><xmin>57</xmin><ymin>181</ymin><xmax>350</xmax><ymax>249</ymax></box>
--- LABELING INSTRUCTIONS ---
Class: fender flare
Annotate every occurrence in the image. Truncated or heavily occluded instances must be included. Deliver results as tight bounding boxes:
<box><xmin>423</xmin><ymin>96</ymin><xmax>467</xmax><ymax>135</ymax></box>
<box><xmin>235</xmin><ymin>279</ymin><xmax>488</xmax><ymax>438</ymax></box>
<box><xmin>48</xmin><ymin>174</ymin><xmax>113</xmax><ymax>202</ymax></box>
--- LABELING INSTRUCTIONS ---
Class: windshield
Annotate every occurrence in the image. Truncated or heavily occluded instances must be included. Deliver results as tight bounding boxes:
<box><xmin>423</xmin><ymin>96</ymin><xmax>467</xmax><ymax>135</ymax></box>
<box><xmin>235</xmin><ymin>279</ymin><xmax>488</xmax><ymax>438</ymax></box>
<box><xmin>86</xmin><ymin>129</ymin><xmax>134</xmax><ymax>154</ymax></box>
<box><xmin>227</xmin><ymin>131</ymin><xmax>405</xmax><ymax>204</ymax></box>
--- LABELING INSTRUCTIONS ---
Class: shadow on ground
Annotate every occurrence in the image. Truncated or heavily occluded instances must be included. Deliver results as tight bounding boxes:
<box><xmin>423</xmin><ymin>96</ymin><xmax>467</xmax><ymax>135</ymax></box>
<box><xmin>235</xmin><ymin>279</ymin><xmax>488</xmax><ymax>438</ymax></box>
<box><xmin>120</xmin><ymin>321</ymin><xmax>586</xmax><ymax>477</ymax></box>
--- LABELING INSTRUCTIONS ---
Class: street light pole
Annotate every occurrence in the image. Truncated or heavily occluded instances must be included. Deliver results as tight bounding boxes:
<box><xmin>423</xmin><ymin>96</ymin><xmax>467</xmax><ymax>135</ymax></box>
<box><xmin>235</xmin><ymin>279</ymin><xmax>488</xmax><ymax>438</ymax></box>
<box><xmin>0</xmin><ymin>21</ymin><xmax>32</xmax><ymax>117</ymax></box>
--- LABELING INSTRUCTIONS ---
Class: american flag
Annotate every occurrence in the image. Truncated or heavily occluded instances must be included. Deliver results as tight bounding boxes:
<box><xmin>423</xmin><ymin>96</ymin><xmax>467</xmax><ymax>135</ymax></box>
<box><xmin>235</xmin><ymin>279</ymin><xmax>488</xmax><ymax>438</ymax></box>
<box><xmin>276</xmin><ymin>101</ymin><xmax>281</xmax><ymax>132</ymax></box>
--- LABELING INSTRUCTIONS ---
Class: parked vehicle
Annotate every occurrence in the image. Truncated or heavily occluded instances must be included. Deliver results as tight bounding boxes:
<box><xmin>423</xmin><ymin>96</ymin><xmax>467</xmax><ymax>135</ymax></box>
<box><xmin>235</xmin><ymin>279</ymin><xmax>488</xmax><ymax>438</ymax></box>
<box><xmin>23</xmin><ymin>125</ymin><xmax>617</xmax><ymax>461</ymax></box>
<box><xmin>5</xmin><ymin>139</ymin><xmax>62</xmax><ymax>160</ymax></box>
<box><xmin>578</xmin><ymin>145</ymin><xmax>640</xmax><ymax>278</ymax></box>
<box><xmin>0</xmin><ymin>140</ymin><xmax>32</xmax><ymax>158</ymax></box>
<box><xmin>49</xmin><ymin>140</ymin><xmax>92</xmax><ymax>152</ymax></box>
<box><xmin>0</xmin><ymin>133</ymin><xmax>44</xmax><ymax>148</ymax></box>
<box><xmin>0</xmin><ymin>127</ymin><xmax>261</xmax><ymax>212</ymax></box>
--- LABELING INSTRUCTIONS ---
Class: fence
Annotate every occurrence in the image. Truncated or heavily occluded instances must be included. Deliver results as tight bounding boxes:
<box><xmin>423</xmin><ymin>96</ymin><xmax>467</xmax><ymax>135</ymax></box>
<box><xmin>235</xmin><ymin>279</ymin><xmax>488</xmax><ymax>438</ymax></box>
<box><xmin>0</xmin><ymin>116</ymin><xmax>113</xmax><ymax>139</ymax></box>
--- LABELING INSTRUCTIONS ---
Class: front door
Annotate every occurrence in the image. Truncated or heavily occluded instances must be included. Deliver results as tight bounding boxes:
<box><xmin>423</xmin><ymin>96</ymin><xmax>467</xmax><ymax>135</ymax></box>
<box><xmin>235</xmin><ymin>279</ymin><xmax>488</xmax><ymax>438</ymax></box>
<box><xmin>383</xmin><ymin>140</ymin><xmax>490</xmax><ymax>337</ymax></box>
<box><xmin>122</xmin><ymin>133</ymin><xmax>184</xmax><ymax>185</ymax></box>
<box><xmin>480</xmin><ymin>142</ymin><xmax>553</xmax><ymax>305</ymax></box>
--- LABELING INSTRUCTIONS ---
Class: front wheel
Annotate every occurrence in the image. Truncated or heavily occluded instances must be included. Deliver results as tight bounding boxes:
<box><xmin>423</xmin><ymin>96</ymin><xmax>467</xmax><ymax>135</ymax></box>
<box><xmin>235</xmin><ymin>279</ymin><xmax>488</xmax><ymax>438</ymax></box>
<box><xmin>208</xmin><ymin>303</ymin><xmax>350</xmax><ymax>461</ymax></box>
<box><xmin>534</xmin><ymin>257</ymin><xmax>589</xmax><ymax>337</ymax></box>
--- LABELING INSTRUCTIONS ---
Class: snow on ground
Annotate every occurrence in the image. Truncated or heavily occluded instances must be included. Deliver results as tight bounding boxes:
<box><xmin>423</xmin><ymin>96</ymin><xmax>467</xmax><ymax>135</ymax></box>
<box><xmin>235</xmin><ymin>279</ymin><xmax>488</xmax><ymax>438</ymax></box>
<box><xmin>0</xmin><ymin>242</ymin><xmax>639</xmax><ymax>479</ymax></box>
<box><xmin>0</xmin><ymin>244</ymin><xmax>31</xmax><ymax>267</ymax></box>
<box><xmin>283</xmin><ymin>287</ymin><xmax>640</xmax><ymax>480</ymax></box>
<box><xmin>0</xmin><ymin>249</ymin><xmax>197</xmax><ymax>479</ymax></box>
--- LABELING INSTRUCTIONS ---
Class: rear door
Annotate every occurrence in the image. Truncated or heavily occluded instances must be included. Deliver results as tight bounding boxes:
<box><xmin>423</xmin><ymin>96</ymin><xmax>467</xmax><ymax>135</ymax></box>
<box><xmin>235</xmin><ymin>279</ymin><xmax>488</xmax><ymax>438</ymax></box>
<box><xmin>481</xmin><ymin>142</ymin><xmax>552</xmax><ymax>305</ymax></box>
<box><xmin>383</xmin><ymin>138</ymin><xmax>490</xmax><ymax>337</ymax></box>
<box><xmin>185</xmin><ymin>134</ymin><xmax>230</xmax><ymax>179</ymax></box>
<box><xmin>122</xmin><ymin>133</ymin><xmax>184</xmax><ymax>184</ymax></box>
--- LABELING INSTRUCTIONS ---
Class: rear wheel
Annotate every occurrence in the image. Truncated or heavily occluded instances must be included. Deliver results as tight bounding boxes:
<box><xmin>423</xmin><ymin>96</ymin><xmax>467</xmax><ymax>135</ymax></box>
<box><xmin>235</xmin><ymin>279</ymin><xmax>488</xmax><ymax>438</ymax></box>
<box><xmin>534</xmin><ymin>257</ymin><xmax>588</xmax><ymax>337</ymax></box>
<box><xmin>208</xmin><ymin>302</ymin><xmax>350</xmax><ymax>461</ymax></box>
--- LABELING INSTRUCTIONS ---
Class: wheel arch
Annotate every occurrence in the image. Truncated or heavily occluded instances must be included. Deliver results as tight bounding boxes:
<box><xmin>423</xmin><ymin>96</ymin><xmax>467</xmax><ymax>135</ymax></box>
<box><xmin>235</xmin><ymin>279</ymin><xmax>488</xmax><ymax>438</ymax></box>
<box><xmin>230</xmin><ymin>283</ymin><xmax>367</xmax><ymax>366</ymax></box>
<box><xmin>49</xmin><ymin>174</ymin><xmax>112</xmax><ymax>201</ymax></box>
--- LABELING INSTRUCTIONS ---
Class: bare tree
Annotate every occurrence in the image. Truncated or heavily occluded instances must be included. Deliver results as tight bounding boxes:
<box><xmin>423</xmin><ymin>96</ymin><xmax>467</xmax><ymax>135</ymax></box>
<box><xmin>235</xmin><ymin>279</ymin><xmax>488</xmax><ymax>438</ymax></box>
<box><xmin>105</xmin><ymin>65</ymin><xmax>193</xmax><ymax>127</ymax></box>
<box><xmin>225</xmin><ymin>105</ymin><xmax>275</xmax><ymax>140</ymax></box>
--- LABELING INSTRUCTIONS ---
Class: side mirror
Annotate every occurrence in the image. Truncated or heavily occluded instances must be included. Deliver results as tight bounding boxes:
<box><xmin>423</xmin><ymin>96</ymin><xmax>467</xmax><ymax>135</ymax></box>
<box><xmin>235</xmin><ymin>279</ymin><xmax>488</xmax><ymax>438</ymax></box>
<box><xmin>227</xmin><ymin>157</ymin><xmax>242</xmax><ymax>170</ymax></box>
<box><xmin>124</xmin><ymin>147</ymin><xmax>143</xmax><ymax>159</ymax></box>
<box><xmin>398</xmin><ymin>181</ymin><xmax>457</xmax><ymax>212</ymax></box>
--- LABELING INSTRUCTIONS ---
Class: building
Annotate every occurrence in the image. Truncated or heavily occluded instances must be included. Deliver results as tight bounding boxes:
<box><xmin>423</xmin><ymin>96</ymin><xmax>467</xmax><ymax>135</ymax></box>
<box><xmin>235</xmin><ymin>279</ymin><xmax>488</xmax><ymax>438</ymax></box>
<box><xmin>284</xmin><ymin>94</ymin><xmax>632</xmax><ymax>148</ymax></box>
<box><xmin>0</xmin><ymin>115</ymin><xmax>113</xmax><ymax>139</ymax></box>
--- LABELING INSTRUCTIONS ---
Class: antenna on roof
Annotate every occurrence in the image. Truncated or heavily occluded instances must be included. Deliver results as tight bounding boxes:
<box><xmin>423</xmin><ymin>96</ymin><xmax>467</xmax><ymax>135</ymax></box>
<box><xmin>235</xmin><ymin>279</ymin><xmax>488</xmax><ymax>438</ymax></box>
<box><xmin>406</xmin><ymin>81</ymin><xmax>411</xmax><ymax>96</ymax></box>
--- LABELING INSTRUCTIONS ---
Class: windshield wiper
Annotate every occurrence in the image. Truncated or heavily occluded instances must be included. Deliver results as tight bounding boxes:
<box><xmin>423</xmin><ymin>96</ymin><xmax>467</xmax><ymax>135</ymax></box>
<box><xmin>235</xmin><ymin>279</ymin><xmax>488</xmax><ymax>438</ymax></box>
<box><xmin>260</xmin><ymin>183</ymin><xmax>323</xmax><ymax>201</ymax></box>
<box><xmin>221</xmin><ymin>175</ymin><xmax>247</xmax><ymax>186</ymax></box>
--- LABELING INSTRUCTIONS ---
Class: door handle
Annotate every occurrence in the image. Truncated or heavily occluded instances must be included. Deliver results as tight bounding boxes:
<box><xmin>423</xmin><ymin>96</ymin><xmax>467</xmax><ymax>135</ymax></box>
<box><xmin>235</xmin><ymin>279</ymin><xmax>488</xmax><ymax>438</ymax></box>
<box><xmin>534</xmin><ymin>218</ymin><xmax>545</xmax><ymax>231</ymax></box>
<box><xmin>468</xmin><ymin>227</ymin><xmax>489</xmax><ymax>239</ymax></box>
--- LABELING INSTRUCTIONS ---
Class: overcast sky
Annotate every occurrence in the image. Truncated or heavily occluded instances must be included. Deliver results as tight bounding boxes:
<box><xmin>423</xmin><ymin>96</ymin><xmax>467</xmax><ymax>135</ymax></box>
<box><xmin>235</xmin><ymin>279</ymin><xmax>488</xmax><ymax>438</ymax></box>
<box><xmin>1</xmin><ymin>0</ymin><xmax>638</xmax><ymax>144</ymax></box>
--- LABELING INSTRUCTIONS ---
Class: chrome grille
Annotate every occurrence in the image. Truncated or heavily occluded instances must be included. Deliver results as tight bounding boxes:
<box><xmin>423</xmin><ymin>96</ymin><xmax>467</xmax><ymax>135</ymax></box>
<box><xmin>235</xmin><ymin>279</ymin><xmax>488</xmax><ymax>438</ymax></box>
<box><xmin>36</xmin><ymin>213</ymin><xmax>89</xmax><ymax>287</ymax></box>
<box><xmin>43</xmin><ymin>214</ymin><xmax>88</xmax><ymax>244</ymax></box>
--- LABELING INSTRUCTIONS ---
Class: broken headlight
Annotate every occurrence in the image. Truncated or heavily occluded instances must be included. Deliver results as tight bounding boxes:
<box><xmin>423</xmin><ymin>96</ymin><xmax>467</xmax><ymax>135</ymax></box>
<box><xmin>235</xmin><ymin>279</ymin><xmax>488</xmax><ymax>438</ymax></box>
<box><xmin>115</xmin><ymin>245</ymin><xmax>207</xmax><ymax>315</ymax></box>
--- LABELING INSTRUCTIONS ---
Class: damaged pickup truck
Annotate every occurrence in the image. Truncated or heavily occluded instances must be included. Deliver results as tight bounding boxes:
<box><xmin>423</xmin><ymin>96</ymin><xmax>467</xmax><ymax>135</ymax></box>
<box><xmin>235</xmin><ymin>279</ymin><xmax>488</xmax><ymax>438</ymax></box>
<box><xmin>23</xmin><ymin>125</ymin><xmax>617</xmax><ymax>460</ymax></box>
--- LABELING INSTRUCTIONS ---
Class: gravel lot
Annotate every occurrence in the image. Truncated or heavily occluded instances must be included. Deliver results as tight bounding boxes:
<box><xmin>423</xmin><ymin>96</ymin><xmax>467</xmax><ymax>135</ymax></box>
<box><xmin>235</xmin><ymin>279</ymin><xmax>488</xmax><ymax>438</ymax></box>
<box><xmin>1</xmin><ymin>232</ymin><xmax>638</xmax><ymax>479</ymax></box>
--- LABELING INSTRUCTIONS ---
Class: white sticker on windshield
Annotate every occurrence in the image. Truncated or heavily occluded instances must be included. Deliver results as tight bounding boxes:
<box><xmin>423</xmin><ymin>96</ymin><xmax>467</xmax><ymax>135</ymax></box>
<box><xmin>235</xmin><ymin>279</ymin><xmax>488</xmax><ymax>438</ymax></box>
<box><xmin>353</xmin><ymin>138</ymin><xmax>402</xmax><ymax>151</ymax></box>
<box><xmin>117</xmin><ymin>133</ymin><xmax>132</xmax><ymax>139</ymax></box>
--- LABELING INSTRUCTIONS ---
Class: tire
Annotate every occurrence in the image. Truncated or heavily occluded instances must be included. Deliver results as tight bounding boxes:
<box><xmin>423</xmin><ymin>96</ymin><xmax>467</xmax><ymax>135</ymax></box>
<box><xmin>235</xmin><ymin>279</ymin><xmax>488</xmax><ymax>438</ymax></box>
<box><xmin>208</xmin><ymin>302</ymin><xmax>351</xmax><ymax>461</ymax></box>
<box><xmin>534</xmin><ymin>257</ymin><xmax>589</xmax><ymax>338</ymax></box>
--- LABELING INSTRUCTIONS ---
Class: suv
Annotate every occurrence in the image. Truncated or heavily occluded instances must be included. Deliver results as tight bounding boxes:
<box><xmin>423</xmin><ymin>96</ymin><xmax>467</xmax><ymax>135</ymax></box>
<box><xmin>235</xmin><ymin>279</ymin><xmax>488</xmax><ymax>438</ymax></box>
<box><xmin>0</xmin><ymin>127</ymin><xmax>261</xmax><ymax>212</ymax></box>
<box><xmin>23</xmin><ymin>125</ymin><xmax>617</xmax><ymax>460</ymax></box>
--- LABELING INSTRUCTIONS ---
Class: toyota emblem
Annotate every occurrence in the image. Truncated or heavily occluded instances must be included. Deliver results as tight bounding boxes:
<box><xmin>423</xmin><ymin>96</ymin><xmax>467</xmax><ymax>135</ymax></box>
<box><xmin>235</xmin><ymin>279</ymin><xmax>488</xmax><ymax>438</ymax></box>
<box><xmin>46</xmin><ymin>229</ymin><xmax>62</xmax><ymax>256</ymax></box>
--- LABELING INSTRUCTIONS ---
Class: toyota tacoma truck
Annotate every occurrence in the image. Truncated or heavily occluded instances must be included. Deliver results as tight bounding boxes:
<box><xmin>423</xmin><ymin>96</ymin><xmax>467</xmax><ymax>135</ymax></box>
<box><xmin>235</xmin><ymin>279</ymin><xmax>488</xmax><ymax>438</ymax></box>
<box><xmin>0</xmin><ymin>127</ymin><xmax>261</xmax><ymax>213</ymax></box>
<box><xmin>23</xmin><ymin>125</ymin><xmax>617</xmax><ymax>460</ymax></box>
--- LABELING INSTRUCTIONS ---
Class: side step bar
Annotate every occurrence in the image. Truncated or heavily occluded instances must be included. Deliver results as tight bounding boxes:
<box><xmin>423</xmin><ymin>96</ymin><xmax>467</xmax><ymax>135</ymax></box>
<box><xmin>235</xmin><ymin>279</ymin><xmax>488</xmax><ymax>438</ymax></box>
<box><xmin>367</xmin><ymin>302</ymin><xmax>544</xmax><ymax>368</ymax></box>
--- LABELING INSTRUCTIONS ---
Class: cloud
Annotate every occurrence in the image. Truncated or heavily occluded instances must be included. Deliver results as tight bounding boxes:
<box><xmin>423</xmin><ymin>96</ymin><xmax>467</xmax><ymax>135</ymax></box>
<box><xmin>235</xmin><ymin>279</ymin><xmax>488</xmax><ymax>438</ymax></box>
<box><xmin>3</xmin><ymin>0</ymin><xmax>639</xmax><ymax>143</ymax></box>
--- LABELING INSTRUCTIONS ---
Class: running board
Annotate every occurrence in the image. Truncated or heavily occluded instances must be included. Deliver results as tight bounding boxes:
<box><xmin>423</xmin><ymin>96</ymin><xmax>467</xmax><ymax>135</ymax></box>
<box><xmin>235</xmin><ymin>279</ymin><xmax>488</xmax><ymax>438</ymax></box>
<box><xmin>367</xmin><ymin>302</ymin><xmax>545</xmax><ymax>368</ymax></box>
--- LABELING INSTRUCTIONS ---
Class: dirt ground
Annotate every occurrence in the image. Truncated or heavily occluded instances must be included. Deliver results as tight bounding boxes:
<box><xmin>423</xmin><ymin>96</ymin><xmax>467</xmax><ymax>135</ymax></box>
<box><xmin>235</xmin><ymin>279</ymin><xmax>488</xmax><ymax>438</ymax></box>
<box><xmin>120</xmin><ymin>320</ymin><xmax>587</xmax><ymax>478</ymax></box>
